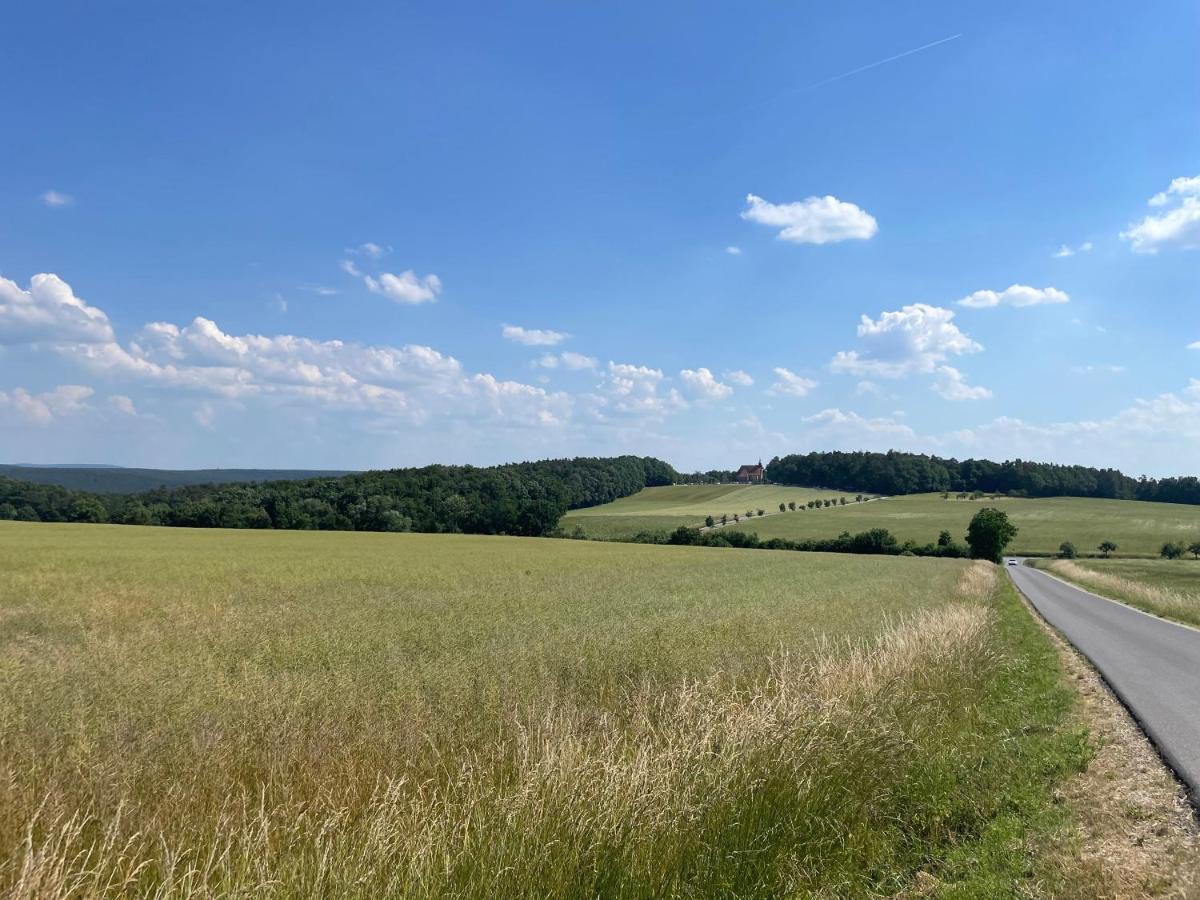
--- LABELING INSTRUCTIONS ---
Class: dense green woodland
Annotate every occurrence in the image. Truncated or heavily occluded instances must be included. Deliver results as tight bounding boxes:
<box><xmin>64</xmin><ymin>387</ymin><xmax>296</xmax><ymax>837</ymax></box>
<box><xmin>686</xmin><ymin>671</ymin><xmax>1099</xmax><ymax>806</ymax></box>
<box><xmin>0</xmin><ymin>464</ymin><xmax>351</xmax><ymax>493</ymax></box>
<box><xmin>0</xmin><ymin>456</ymin><xmax>677</xmax><ymax>536</ymax></box>
<box><xmin>767</xmin><ymin>450</ymin><xmax>1200</xmax><ymax>505</ymax></box>
<box><xmin>4</xmin><ymin>449</ymin><xmax>1199</xmax><ymax>538</ymax></box>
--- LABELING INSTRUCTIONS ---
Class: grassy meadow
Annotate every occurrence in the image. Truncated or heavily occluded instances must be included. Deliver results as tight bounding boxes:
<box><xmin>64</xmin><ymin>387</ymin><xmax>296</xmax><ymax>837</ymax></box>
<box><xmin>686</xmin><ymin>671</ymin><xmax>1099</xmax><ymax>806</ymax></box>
<box><xmin>1034</xmin><ymin>557</ymin><xmax>1200</xmax><ymax>628</ymax></box>
<box><xmin>561</xmin><ymin>483</ymin><xmax>862</xmax><ymax>539</ymax></box>
<box><xmin>0</xmin><ymin>520</ymin><xmax>1096</xmax><ymax>897</ymax></box>
<box><xmin>719</xmin><ymin>492</ymin><xmax>1200</xmax><ymax>557</ymax></box>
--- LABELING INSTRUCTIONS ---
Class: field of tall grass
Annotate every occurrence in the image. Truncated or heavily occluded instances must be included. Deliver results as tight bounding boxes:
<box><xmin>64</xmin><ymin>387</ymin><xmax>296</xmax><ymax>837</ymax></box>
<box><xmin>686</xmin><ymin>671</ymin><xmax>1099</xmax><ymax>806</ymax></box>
<box><xmin>1035</xmin><ymin>558</ymin><xmax>1200</xmax><ymax>627</ymax></box>
<box><xmin>0</xmin><ymin>522</ymin><xmax>1088</xmax><ymax>896</ymax></box>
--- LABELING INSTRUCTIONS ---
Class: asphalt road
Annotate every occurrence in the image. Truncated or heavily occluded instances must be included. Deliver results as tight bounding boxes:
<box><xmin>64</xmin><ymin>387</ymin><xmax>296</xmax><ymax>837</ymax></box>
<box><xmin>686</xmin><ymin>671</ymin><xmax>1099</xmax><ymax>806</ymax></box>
<box><xmin>1008</xmin><ymin>560</ymin><xmax>1200</xmax><ymax>799</ymax></box>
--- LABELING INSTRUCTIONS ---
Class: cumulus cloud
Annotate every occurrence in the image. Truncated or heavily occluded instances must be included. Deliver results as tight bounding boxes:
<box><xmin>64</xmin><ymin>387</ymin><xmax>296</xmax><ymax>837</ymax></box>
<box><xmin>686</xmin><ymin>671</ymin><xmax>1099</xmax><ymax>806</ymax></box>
<box><xmin>364</xmin><ymin>270</ymin><xmax>442</xmax><ymax>304</ymax></box>
<box><xmin>679</xmin><ymin>367</ymin><xmax>733</xmax><ymax>401</ymax></box>
<box><xmin>1</xmin><ymin>272</ymin><xmax>569</xmax><ymax>430</ymax></box>
<box><xmin>40</xmin><ymin>189</ymin><xmax>74</xmax><ymax>207</ymax></box>
<box><xmin>932</xmin><ymin>365</ymin><xmax>992</xmax><ymax>401</ymax></box>
<box><xmin>768</xmin><ymin>367</ymin><xmax>818</xmax><ymax>397</ymax></box>
<box><xmin>830</xmin><ymin>303</ymin><xmax>981</xmax><ymax>379</ymax></box>
<box><xmin>536</xmin><ymin>351</ymin><xmax>597</xmax><ymax>371</ymax></box>
<box><xmin>741</xmin><ymin>193</ymin><xmax>878</xmax><ymax>244</ymax></box>
<box><xmin>0</xmin><ymin>274</ymin><xmax>115</xmax><ymax>345</ymax></box>
<box><xmin>957</xmin><ymin>284</ymin><xmax>1070</xmax><ymax>309</ymax></box>
<box><xmin>502</xmin><ymin>324</ymin><xmax>569</xmax><ymax>346</ymax></box>
<box><xmin>1189</xmin><ymin>341</ymin><xmax>1200</xmax><ymax>351</ymax></box>
<box><xmin>592</xmin><ymin>362</ymin><xmax>687</xmax><ymax>418</ymax></box>
<box><xmin>0</xmin><ymin>385</ymin><xmax>93</xmax><ymax>425</ymax></box>
<box><xmin>1121</xmin><ymin>176</ymin><xmax>1200</xmax><ymax>253</ymax></box>
<box><xmin>724</xmin><ymin>370</ymin><xmax>754</xmax><ymax>387</ymax></box>
<box><xmin>801</xmin><ymin>408</ymin><xmax>916</xmax><ymax>439</ymax></box>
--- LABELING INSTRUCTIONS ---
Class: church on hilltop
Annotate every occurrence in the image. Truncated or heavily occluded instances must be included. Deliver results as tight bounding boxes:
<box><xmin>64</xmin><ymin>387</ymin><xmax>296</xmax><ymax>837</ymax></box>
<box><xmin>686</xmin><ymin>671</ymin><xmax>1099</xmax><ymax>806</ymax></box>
<box><xmin>734</xmin><ymin>461</ymin><xmax>766</xmax><ymax>484</ymax></box>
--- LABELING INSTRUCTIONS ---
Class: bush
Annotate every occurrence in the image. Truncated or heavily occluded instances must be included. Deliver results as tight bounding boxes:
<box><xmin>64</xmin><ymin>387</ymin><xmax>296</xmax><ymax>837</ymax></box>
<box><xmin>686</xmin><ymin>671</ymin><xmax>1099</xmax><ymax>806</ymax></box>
<box><xmin>1161</xmin><ymin>541</ymin><xmax>1186</xmax><ymax>560</ymax></box>
<box><xmin>1057</xmin><ymin>541</ymin><xmax>1077</xmax><ymax>559</ymax></box>
<box><xmin>966</xmin><ymin>508</ymin><xmax>1018</xmax><ymax>563</ymax></box>
<box><xmin>704</xmin><ymin>516</ymin><xmax>715</xmax><ymax>528</ymax></box>
<box><xmin>1098</xmin><ymin>541</ymin><xmax>1118</xmax><ymax>558</ymax></box>
<box><xmin>1190</xmin><ymin>540</ymin><xmax>1200</xmax><ymax>559</ymax></box>
<box><xmin>757</xmin><ymin>509</ymin><xmax>765</xmax><ymax>517</ymax></box>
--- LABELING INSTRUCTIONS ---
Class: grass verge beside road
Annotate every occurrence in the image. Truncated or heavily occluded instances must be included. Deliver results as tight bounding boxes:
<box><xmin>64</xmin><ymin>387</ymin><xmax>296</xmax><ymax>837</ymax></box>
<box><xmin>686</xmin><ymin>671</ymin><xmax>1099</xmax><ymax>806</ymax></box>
<box><xmin>0</xmin><ymin>521</ymin><xmax>1112</xmax><ymax>896</ymax></box>
<box><xmin>1032</xmin><ymin>558</ymin><xmax>1200</xmax><ymax>628</ymax></box>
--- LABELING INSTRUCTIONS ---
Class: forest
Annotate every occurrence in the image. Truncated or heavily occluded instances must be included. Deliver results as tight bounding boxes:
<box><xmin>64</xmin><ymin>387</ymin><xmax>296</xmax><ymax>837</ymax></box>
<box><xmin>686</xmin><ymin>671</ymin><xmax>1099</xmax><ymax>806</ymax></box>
<box><xmin>766</xmin><ymin>450</ymin><xmax>1200</xmax><ymax>506</ymax></box>
<box><xmin>0</xmin><ymin>456</ymin><xmax>678</xmax><ymax>536</ymax></box>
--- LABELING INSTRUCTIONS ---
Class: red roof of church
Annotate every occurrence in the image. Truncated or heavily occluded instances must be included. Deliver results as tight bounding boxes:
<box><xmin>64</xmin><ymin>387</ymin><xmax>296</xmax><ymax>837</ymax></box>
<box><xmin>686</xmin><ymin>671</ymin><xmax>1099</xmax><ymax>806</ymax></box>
<box><xmin>736</xmin><ymin>464</ymin><xmax>764</xmax><ymax>475</ymax></box>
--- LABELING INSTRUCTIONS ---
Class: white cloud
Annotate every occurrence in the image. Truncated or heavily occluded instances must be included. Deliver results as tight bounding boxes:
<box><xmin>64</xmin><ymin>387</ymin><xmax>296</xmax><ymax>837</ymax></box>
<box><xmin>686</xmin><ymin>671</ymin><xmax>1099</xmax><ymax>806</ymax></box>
<box><xmin>932</xmin><ymin>365</ymin><xmax>992</xmax><ymax>401</ymax></box>
<box><xmin>768</xmin><ymin>367</ymin><xmax>818</xmax><ymax>397</ymax></box>
<box><xmin>108</xmin><ymin>394</ymin><xmax>137</xmax><ymax>415</ymax></box>
<box><xmin>725</xmin><ymin>245</ymin><xmax>743</xmax><ymax>255</ymax></box>
<box><xmin>855</xmin><ymin>380</ymin><xmax>883</xmax><ymax>397</ymax></box>
<box><xmin>724</xmin><ymin>370</ymin><xmax>754</xmax><ymax>387</ymax></box>
<box><xmin>0</xmin><ymin>385</ymin><xmax>93</xmax><ymax>425</ymax></box>
<box><xmin>957</xmin><ymin>284</ymin><xmax>1070</xmax><ymax>309</ymax></box>
<box><xmin>679</xmin><ymin>367</ymin><xmax>733</xmax><ymax>401</ymax></box>
<box><xmin>593</xmin><ymin>362</ymin><xmax>687</xmax><ymax>418</ymax></box>
<box><xmin>1148</xmin><ymin>176</ymin><xmax>1200</xmax><ymax>207</ymax></box>
<box><xmin>741</xmin><ymin>193</ymin><xmax>878</xmax><ymax>244</ymax></box>
<box><xmin>801</xmin><ymin>408</ymin><xmax>916</xmax><ymax>439</ymax></box>
<box><xmin>338</xmin><ymin>259</ymin><xmax>362</xmax><ymax>278</ymax></box>
<box><xmin>1053</xmin><ymin>242</ymin><xmax>1093</xmax><ymax>258</ymax></box>
<box><xmin>536</xmin><ymin>351</ymin><xmax>597</xmax><ymax>371</ymax></box>
<box><xmin>1121</xmin><ymin>176</ymin><xmax>1200</xmax><ymax>253</ymax></box>
<box><xmin>365</xmin><ymin>270</ymin><xmax>442</xmax><ymax>305</ymax></box>
<box><xmin>1187</xmin><ymin>341</ymin><xmax>1200</xmax><ymax>351</ymax></box>
<box><xmin>0</xmin><ymin>274</ymin><xmax>115</xmax><ymax>345</ymax></box>
<box><xmin>830</xmin><ymin>303</ymin><xmax>981</xmax><ymax>379</ymax></box>
<box><xmin>346</xmin><ymin>242</ymin><xmax>390</xmax><ymax>259</ymax></box>
<box><xmin>40</xmin><ymin>189</ymin><xmax>74</xmax><ymax>207</ymax></box>
<box><xmin>299</xmin><ymin>284</ymin><xmax>339</xmax><ymax>296</ymax></box>
<box><xmin>1071</xmin><ymin>364</ymin><xmax>1126</xmax><ymax>375</ymax></box>
<box><xmin>502</xmin><ymin>324</ymin><xmax>569</xmax><ymax>346</ymax></box>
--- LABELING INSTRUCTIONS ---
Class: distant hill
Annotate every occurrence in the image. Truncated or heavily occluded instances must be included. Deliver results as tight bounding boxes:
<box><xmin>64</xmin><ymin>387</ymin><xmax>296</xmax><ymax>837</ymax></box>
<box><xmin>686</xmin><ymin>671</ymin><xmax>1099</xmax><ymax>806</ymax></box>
<box><xmin>0</xmin><ymin>465</ymin><xmax>354</xmax><ymax>494</ymax></box>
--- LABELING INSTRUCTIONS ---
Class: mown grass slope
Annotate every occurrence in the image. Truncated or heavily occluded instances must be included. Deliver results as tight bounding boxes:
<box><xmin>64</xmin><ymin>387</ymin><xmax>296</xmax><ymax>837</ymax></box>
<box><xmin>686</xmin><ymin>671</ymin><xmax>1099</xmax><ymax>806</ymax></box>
<box><xmin>0</xmin><ymin>521</ymin><xmax>1088</xmax><ymax>897</ymax></box>
<box><xmin>1033</xmin><ymin>558</ymin><xmax>1200</xmax><ymax>628</ymax></box>
<box><xmin>724</xmin><ymin>493</ymin><xmax>1200</xmax><ymax>556</ymax></box>
<box><xmin>563</xmin><ymin>483</ymin><xmax>858</xmax><ymax>538</ymax></box>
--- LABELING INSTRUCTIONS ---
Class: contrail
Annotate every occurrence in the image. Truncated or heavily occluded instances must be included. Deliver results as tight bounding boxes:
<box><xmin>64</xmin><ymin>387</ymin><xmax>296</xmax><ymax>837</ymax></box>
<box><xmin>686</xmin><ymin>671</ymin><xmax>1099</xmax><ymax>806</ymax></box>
<box><xmin>805</xmin><ymin>33</ymin><xmax>963</xmax><ymax>90</ymax></box>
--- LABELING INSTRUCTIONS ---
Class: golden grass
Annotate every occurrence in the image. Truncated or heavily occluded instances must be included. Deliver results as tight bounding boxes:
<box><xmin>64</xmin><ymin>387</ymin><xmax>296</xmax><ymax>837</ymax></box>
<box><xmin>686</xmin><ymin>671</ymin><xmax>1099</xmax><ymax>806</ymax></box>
<box><xmin>1044</xmin><ymin>560</ymin><xmax>1200</xmax><ymax>625</ymax></box>
<box><xmin>0</xmin><ymin>522</ymin><xmax>1089</xmax><ymax>896</ymax></box>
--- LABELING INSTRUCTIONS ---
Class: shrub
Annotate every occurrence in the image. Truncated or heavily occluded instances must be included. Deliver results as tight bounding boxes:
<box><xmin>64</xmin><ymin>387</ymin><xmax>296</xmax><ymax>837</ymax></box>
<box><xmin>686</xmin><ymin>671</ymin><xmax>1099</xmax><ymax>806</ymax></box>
<box><xmin>1190</xmin><ymin>541</ymin><xmax>1200</xmax><ymax>559</ymax></box>
<box><xmin>1098</xmin><ymin>540</ymin><xmax>1118</xmax><ymax>558</ymax></box>
<box><xmin>779</xmin><ymin>503</ymin><xmax>786</xmax><ymax>513</ymax></box>
<box><xmin>1057</xmin><ymin>541</ymin><xmax>1077</xmax><ymax>559</ymax></box>
<box><xmin>1161</xmin><ymin>541</ymin><xmax>1186</xmax><ymax>560</ymax></box>
<box><xmin>704</xmin><ymin>516</ymin><xmax>715</xmax><ymax>528</ymax></box>
<box><xmin>757</xmin><ymin>509</ymin><xmax>765</xmax><ymax>517</ymax></box>
<box><xmin>788</xmin><ymin>501</ymin><xmax>796</xmax><ymax>511</ymax></box>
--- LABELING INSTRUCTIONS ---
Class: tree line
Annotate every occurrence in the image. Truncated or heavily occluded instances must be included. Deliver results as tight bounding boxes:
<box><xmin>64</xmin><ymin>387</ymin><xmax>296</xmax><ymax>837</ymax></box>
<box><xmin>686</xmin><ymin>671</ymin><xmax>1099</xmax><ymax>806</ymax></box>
<box><xmin>0</xmin><ymin>456</ymin><xmax>678</xmax><ymax>537</ymax></box>
<box><xmin>766</xmin><ymin>450</ymin><xmax>1200</xmax><ymax>506</ymax></box>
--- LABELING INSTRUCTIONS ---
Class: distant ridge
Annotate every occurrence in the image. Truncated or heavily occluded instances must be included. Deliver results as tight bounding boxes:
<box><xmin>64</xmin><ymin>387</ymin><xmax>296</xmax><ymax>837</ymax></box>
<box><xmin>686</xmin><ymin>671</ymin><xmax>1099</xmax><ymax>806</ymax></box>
<box><xmin>0</xmin><ymin>465</ymin><xmax>354</xmax><ymax>494</ymax></box>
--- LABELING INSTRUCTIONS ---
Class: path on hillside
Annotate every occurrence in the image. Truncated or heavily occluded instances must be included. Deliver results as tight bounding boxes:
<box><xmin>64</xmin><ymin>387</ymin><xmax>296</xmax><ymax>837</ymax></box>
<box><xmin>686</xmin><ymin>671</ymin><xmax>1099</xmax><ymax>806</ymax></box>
<box><xmin>698</xmin><ymin>494</ymin><xmax>889</xmax><ymax>531</ymax></box>
<box><xmin>1009</xmin><ymin>561</ymin><xmax>1200</xmax><ymax>800</ymax></box>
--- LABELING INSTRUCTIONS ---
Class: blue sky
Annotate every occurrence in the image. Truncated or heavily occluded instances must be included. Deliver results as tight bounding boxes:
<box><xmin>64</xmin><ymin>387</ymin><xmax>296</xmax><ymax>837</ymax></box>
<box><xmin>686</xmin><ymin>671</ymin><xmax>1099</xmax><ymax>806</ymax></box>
<box><xmin>2</xmin><ymin>0</ymin><xmax>1198</xmax><ymax>474</ymax></box>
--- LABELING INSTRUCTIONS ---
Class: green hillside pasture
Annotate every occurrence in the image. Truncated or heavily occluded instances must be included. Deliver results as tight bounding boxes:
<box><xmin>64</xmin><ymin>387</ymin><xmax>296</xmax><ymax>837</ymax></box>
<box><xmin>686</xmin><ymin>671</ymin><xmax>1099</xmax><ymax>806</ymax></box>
<box><xmin>1033</xmin><ymin>558</ymin><xmax>1200</xmax><ymax>628</ymax></box>
<box><xmin>724</xmin><ymin>493</ymin><xmax>1200</xmax><ymax>556</ymax></box>
<box><xmin>0</xmin><ymin>522</ymin><xmax>1086</xmax><ymax>896</ymax></box>
<box><xmin>563</xmin><ymin>483</ymin><xmax>858</xmax><ymax>538</ymax></box>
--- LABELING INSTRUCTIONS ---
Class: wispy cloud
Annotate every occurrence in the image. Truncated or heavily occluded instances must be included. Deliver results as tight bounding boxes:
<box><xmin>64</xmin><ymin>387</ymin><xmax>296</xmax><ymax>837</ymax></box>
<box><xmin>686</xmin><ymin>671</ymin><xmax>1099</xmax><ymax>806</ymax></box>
<box><xmin>40</xmin><ymin>189</ymin><xmax>74</xmax><ymax>208</ymax></box>
<box><xmin>502</xmin><ymin>324</ymin><xmax>569</xmax><ymax>346</ymax></box>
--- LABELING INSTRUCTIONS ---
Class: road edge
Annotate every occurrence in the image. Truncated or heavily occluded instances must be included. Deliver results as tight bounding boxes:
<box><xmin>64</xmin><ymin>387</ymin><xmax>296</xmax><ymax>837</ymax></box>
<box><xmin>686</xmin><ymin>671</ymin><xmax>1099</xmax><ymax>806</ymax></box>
<box><xmin>1010</xmin><ymin>565</ymin><xmax>1200</xmax><ymax>814</ymax></box>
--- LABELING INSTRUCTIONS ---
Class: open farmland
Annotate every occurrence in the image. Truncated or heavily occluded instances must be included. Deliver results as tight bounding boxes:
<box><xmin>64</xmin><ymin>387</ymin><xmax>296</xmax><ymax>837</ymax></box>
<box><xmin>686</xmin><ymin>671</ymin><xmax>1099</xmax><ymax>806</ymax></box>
<box><xmin>0</xmin><ymin>521</ymin><xmax>1090</xmax><ymax>897</ymax></box>
<box><xmin>562</xmin><ymin>483</ymin><xmax>857</xmax><ymax>538</ymax></box>
<box><xmin>723</xmin><ymin>493</ymin><xmax>1200</xmax><ymax>557</ymax></box>
<box><xmin>1033</xmin><ymin>558</ymin><xmax>1200</xmax><ymax>628</ymax></box>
